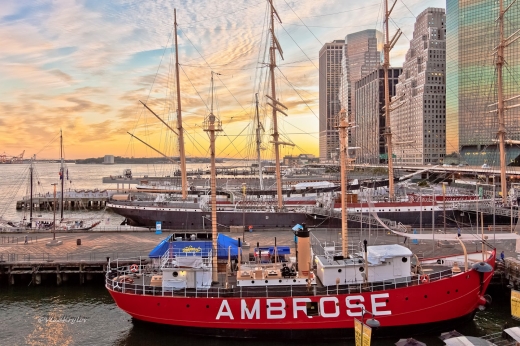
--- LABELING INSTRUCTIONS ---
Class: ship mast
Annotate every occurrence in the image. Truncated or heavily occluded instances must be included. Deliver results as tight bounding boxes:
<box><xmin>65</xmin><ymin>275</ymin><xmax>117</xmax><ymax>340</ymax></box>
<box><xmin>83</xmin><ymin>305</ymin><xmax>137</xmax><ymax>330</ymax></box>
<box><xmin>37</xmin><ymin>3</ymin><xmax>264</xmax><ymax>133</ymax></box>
<box><xmin>60</xmin><ymin>129</ymin><xmax>64</xmax><ymax>220</ymax></box>
<box><xmin>203</xmin><ymin>71</ymin><xmax>222</xmax><ymax>283</ymax></box>
<box><xmin>266</xmin><ymin>0</ymin><xmax>292</xmax><ymax>210</ymax></box>
<box><xmin>174</xmin><ymin>9</ymin><xmax>188</xmax><ymax>200</ymax></box>
<box><xmin>337</xmin><ymin>109</ymin><xmax>352</xmax><ymax>257</ymax></box>
<box><xmin>29</xmin><ymin>156</ymin><xmax>33</xmax><ymax>225</ymax></box>
<box><xmin>494</xmin><ymin>0</ymin><xmax>518</xmax><ymax>204</ymax></box>
<box><xmin>255</xmin><ymin>93</ymin><xmax>264</xmax><ymax>190</ymax></box>
<box><xmin>383</xmin><ymin>0</ymin><xmax>401</xmax><ymax>200</ymax></box>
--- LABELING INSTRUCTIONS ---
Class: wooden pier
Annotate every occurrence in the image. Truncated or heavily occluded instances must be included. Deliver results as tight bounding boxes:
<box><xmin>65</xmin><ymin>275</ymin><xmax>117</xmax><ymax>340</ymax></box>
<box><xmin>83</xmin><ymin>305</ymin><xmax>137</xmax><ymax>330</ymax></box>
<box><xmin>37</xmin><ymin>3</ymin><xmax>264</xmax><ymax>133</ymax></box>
<box><xmin>1</xmin><ymin>229</ymin><xmax>518</xmax><ymax>287</ymax></box>
<box><xmin>16</xmin><ymin>190</ymin><xmax>109</xmax><ymax>211</ymax></box>
<box><xmin>0</xmin><ymin>260</ymin><xmax>110</xmax><ymax>286</ymax></box>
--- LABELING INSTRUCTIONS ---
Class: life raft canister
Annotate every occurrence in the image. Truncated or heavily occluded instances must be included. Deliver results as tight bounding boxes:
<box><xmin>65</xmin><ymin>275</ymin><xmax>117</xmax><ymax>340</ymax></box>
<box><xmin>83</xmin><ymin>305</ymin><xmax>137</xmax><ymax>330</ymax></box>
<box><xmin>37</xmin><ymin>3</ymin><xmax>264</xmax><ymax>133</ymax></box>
<box><xmin>130</xmin><ymin>264</ymin><xmax>139</xmax><ymax>273</ymax></box>
<box><xmin>420</xmin><ymin>274</ymin><xmax>430</xmax><ymax>283</ymax></box>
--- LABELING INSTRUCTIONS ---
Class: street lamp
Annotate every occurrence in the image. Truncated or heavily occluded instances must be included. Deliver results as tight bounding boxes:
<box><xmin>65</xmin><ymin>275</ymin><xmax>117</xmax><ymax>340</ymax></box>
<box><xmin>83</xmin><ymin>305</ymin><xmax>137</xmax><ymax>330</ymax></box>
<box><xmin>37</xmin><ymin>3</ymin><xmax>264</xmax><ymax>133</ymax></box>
<box><xmin>476</xmin><ymin>182</ymin><xmax>480</xmax><ymax>236</ymax></box>
<box><xmin>355</xmin><ymin>308</ymin><xmax>380</xmax><ymax>345</ymax></box>
<box><xmin>52</xmin><ymin>183</ymin><xmax>57</xmax><ymax>241</ymax></box>
<box><xmin>432</xmin><ymin>188</ymin><xmax>435</xmax><ymax>253</ymax></box>
<box><xmin>46</xmin><ymin>183</ymin><xmax>63</xmax><ymax>246</ymax></box>
<box><xmin>442</xmin><ymin>182</ymin><xmax>448</xmax><ymax>235</ymax></box>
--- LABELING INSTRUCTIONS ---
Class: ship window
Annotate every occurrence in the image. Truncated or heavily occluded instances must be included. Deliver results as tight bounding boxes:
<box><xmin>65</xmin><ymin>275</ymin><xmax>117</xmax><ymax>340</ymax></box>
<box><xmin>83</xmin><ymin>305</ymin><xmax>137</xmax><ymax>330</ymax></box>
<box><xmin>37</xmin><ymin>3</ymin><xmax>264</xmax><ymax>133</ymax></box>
<box><xmin>173</xmin><ymin>271</ymin><xmax>178</xmax><ymax>277</ymax></box>
<box><xmin>359</xmin><ymin>267</ymin><xmax>364</xmax><ymax>272</ymax></box>
<box><xmin>306</xmin><ymin>302</ymin><xmax>319</xmax><ymax>316</ymax></box>
<box><xmin>402</xmin><ymin>257</ymin><xmax>408</xmax><ymax>263</ymax></box>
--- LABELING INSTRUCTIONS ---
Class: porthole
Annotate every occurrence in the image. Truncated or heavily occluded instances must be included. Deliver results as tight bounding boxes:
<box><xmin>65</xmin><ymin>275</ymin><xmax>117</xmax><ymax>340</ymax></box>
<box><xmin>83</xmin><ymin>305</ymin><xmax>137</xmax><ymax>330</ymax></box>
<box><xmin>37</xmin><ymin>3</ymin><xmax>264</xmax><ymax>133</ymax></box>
<box><xmin>338</xmin><ymin>269</ymin><xmax>342</xmax><ymax>273</ymax></box>
<box><xmin>173</xmin><ymin>271</ymin><xmax>178</xmax><ymax>277</ymax></box>
<box><xmin>359</xmin><ymin>267</ymin><xmax>364</xmax><ymax>272</ymax></box>
<box><xmin>402</xmin><ymin>257</ymin><xmax>408</xmax><ymax>263</ymax></box>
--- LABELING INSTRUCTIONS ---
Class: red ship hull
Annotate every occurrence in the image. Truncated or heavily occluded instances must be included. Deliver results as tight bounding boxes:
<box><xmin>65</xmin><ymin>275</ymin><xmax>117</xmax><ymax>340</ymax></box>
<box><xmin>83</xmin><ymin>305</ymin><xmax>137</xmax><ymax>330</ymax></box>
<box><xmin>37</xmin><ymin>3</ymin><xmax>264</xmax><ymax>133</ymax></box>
<box><xmin>107</xmin><ymin>258</ymin><xmax>494</xmax><ymax>338</ymax></box>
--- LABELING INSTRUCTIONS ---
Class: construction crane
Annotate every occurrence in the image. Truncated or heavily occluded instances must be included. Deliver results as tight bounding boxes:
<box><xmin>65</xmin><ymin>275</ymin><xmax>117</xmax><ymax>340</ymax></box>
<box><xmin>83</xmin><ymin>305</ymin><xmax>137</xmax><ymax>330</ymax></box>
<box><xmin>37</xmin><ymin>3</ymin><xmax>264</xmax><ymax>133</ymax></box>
<box><xmin>11</xmin><ymin>150</ymin><xmax>25</xmax><ymax>163</ymax></box>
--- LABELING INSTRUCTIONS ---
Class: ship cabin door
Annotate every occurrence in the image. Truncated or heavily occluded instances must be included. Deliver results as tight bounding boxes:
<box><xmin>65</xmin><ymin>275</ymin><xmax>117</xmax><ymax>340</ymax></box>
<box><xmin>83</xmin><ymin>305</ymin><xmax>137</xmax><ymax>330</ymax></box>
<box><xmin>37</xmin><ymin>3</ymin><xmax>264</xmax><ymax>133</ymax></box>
<box><xmin>186</xmin><ymin>271</ymin><xmax>196</xmax><ymax>288</ymax></box>
<box><xmin>392</xmin><ymin>259</ymin><xmax>401</xmax><ymax>276</ymax></box>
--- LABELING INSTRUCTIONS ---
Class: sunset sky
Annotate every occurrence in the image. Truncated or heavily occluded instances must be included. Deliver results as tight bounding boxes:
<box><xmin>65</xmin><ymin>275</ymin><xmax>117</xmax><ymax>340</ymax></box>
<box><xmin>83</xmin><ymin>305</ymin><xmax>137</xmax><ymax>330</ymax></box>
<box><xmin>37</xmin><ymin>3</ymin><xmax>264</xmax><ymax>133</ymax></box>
<box><xmin>0</xmin><ymin>0</ymin><xmax>444</xmax><ymax>160</ymax></box>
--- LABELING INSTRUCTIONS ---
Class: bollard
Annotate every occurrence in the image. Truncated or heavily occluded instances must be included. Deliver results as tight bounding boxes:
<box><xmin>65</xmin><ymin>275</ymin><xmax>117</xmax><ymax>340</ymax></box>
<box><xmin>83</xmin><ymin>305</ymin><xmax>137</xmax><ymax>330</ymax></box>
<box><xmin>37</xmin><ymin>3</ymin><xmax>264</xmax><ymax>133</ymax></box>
<box><xmin>77</xmin><ymin>239</ymin><xmax>81</xmax><ymax>245</ymax></box>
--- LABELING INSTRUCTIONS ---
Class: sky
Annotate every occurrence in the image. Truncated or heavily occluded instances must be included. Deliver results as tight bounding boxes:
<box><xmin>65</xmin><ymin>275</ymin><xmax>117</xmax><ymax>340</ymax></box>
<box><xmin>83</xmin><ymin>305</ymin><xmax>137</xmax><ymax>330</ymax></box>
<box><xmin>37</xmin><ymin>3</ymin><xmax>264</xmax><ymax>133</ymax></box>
<box><xmin>0</xmin><ymin>0</ymin><xmax>445</xmax><ymax>160</ymax></box>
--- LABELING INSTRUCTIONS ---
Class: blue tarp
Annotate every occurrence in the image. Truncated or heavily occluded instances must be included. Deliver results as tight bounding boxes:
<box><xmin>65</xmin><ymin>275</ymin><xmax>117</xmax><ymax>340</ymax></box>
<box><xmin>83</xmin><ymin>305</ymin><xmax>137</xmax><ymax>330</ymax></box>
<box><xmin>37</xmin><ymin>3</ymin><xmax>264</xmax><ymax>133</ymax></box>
<box><xmin>148</xmin><ymin>234</ymin><xmax>240</xmax><ymax>259</ymax></box>
<box><xmin>255</xmin><ymin>246</ymin><xmax>291</xmax><ymax>255</ymax></box>
<box><xmin>216</xmin><ymin>233</ymin><xmax>239</xmax><ymax>258</ymax></box>
<box><xmin>148</xmin><ymin>236</ymin><xmax>170</xmax><ymax>258</ymax></box>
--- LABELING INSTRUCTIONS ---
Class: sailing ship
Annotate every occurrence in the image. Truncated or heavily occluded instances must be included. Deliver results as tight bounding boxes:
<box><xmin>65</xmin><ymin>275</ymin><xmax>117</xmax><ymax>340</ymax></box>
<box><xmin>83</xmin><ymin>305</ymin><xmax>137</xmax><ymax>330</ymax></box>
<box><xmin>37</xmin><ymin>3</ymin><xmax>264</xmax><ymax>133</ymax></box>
<box><xmin>105</xmin><ymin>0</ymin><xmax>343</xmax><ymax>230</ymax></box>
<box><xmin>106</xmin><ymin>0</ymin><xmax>493</xmax><ymax>232</ymax></box>
<box><xmin>107</xmin><ymin>2</ymin><xmax>502</xmax><ymax>338</ymax></box>
<box><xmin>3</xmin><ymin>131</ymin><xmax>102</xmax><ymax>231</ymax></box>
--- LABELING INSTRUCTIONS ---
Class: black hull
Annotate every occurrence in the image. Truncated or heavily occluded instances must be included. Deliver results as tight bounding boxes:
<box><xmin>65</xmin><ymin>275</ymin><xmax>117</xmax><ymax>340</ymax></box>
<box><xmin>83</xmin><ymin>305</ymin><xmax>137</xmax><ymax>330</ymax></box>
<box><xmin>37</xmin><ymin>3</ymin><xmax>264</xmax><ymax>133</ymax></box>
<box><xmin>129</xmin><ymin>310</ymin><xmax>477</xmax><ymax>339</ymax></box>
<box><xmin>109</xmin><ymin>204</ymin><xmax>512</xmax><ymax>230</ymax></box>
<box><xmin>112</xmin><ymin>206</ymin><xmax>339</xmax><ymax>230</ymax></box>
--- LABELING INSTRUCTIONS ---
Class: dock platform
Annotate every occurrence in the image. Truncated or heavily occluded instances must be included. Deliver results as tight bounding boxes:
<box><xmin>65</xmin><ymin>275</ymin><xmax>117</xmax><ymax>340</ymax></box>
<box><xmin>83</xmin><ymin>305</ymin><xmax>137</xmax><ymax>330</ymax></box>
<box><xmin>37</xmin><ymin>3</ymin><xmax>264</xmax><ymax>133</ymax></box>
<box><xmin>1</xmin><ymin>229</ymin><xmax>517</xmax><ymax>286</ymax></box>
<box><xmin>16</xmin><ymin>190</ymin><xmax>109</xmax><ymax>211</ymax></box>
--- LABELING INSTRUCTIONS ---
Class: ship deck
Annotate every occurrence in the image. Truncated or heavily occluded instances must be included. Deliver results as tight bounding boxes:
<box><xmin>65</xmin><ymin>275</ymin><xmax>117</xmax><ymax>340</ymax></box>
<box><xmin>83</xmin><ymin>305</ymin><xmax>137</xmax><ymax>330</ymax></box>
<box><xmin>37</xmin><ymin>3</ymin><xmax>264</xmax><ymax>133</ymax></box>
<box><xmin>106</xmin><ymin>260</ymin><xmax>461</xmax><ymax>298</ymax></box>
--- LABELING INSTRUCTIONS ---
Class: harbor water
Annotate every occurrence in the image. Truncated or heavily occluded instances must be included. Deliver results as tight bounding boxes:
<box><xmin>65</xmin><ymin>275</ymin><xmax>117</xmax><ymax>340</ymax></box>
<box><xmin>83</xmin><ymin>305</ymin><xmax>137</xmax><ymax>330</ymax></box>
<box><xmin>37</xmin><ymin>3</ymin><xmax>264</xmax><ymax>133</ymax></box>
<box><xmin>0</xmin><ymin>163</ymin><xmax>517</xmax><ymax>344</ymax></box>
<box><xmin>0</xmin><ymin>285</ymin><xmax>514</xmax><ymax>345</ymax></box>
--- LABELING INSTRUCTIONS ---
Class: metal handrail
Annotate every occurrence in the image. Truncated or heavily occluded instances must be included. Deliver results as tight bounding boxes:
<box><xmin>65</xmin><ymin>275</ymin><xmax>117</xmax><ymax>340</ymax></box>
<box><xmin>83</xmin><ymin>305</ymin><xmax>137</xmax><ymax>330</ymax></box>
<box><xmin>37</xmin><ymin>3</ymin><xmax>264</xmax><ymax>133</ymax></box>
<box><xmin>106</xmin><ymin>261</ymin><xmax>456</xmax><ymax>299</ymax></box>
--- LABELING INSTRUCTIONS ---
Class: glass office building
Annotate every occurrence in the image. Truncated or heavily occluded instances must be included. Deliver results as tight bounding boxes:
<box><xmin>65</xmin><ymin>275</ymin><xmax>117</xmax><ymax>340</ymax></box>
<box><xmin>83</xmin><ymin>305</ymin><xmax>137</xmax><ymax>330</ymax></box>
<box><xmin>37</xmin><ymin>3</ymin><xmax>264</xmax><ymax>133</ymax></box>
<box><xmin>355</xmin><ymin>68</ymin><xmax>401</xmax><ymax>164</ymax></box>
<box><xmin>446</xmin><ymin>0</ymin><xmax>520</xmax><ymax>166</ymax></box>
<box><xmin>340</xmin><ymin>30</ymin><xmax>383</xmax><ymax>148</ymax></box>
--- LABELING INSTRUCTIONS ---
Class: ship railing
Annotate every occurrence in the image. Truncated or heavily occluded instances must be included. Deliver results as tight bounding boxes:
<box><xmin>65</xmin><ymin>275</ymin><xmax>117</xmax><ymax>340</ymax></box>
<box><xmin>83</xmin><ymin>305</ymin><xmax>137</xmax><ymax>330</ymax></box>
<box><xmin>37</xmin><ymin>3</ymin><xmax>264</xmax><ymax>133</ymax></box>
<box><xmin>106</xmin><ymin>265</ymin><xmax>456</xmax><ymax>298</ymax></box>
<box><xmin>159</xmin><ymin>248</ymin><xmax>212</xmax><ymax>269</ymax></box>
<box><xmin>0</xmin><ymin>251</ymin><xmax>149</xmax><ymax>262</ymax></box>
<box><xmin>106</xmin><ymin>256</ymin><xmax>150</xmax><ymax>283</ymax></box>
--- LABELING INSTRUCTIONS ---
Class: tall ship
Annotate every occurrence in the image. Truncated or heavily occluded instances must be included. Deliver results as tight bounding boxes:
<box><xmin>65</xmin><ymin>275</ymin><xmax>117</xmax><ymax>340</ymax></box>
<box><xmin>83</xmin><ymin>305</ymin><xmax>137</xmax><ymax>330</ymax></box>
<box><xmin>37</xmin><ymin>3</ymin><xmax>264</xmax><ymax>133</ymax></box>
<box><xmin>106</xmin><ymin>2</ymin><xmax>506</xmax><ymax>338</ymax></box>
<box><xmin>105</xmin><ymin>0</ymin><xmax>510</xmax><ymax>232</ymax></box>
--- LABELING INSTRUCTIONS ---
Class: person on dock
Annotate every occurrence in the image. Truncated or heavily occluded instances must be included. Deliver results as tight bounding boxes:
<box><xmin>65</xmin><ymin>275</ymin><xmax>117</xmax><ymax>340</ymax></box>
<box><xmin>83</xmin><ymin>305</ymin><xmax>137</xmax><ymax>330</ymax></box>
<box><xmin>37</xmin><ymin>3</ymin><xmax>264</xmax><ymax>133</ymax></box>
<box><xmin>249</xmin><ymin>225</ymin><xmax>253</xmax><ymax>233</ymax></box>
<box><xmin>501</xmin><ymin>251</ymin><xmax>505</xmax><ymax>262</ymax></box>
<box><xmin>24</xmin><ymin>235</ymin><xmax>28</xmax><ymax>245</ymax></box>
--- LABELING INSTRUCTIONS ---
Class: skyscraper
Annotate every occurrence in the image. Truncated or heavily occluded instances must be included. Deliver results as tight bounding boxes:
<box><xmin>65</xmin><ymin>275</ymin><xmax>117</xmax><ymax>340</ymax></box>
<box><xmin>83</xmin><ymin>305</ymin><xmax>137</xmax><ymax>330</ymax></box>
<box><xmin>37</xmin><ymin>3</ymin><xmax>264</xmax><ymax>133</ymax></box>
<box><xmin>446</xmin><ymin>0</ymin><xmax>520</xmax><ymax>166</ymax></box>
<box><xmin>392</xmin><ymin>8</ymin><xmax>446</xmax><ymax>165</ymax></box>
<box><xmin>340</xmin><ymin>30</ymin><xmax>383</xmax><ymax>147</ymax></box>
<box><xmin>319</xmin><ymin>40</ymin><xmax>345</xmax><ymax>162</ymax></box>
<box><xmin>355</xmin><ymin>67</ymin><xmax>401</xmax><ymax>164</ymax></box>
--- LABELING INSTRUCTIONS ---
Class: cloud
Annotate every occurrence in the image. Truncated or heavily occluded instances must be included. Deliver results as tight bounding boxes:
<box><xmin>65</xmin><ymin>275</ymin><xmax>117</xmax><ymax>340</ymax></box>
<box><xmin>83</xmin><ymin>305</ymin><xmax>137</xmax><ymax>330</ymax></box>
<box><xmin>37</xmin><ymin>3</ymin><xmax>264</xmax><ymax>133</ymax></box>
<box><xmin>48</xmin><ymin>69</ymin><xmax>73</xmax><ymax>84</ymax></box>
<box><xmin>0</xmin><ymin>0</ymin><xmax>446</xmax><ymax>159</ymax></box>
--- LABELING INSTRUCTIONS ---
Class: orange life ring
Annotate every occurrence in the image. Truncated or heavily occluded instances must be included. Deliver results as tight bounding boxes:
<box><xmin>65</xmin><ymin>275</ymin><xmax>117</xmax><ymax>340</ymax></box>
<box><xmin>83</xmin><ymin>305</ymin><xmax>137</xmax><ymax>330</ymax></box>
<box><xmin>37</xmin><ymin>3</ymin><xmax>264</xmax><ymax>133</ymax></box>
<box><xmin>130</xmin><ymin>264</ymin><xmax>139</xmax><ymax>273</ymax></box>
<box><xmin>119</xmin><ymin>277</ymin><xmax>134</xmax><ymax>284</ymax></box>
<box><xmin>420</xmin><ymin>274</ymin><xmax>430</xmax><ymax>283</ymax></box>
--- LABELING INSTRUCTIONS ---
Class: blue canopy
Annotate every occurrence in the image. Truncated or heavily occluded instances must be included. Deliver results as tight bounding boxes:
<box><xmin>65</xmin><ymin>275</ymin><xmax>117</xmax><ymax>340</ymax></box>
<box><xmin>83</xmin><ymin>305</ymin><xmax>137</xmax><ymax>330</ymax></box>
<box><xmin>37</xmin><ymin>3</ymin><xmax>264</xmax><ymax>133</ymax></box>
<box><xmin>148</xmin><ymin>236</ymin><xmax>170</xmax><ymax>258</ymax></box>
<box><xmin>148</xmin><ymin>233</ymin><xmax>240</xmax><ymax>259</ymax></box>
<box><xmin>216</xmin><ymin>233</ymin><xmax>239</xmax><ymax>258</ymax></box>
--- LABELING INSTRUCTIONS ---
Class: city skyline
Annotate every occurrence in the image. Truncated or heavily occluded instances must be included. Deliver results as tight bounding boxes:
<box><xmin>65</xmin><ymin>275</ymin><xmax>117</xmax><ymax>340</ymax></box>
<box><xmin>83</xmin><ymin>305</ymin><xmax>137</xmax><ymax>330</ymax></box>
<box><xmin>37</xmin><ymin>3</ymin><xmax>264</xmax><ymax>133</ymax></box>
<box><xmin>0</xmin><ymin>0</ymin><xmax>444</xmax><ymax>160</ymax></box>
